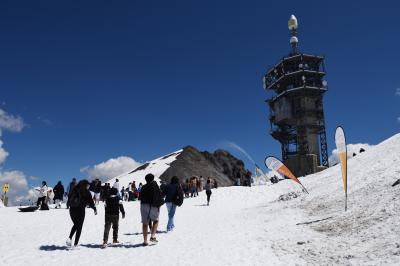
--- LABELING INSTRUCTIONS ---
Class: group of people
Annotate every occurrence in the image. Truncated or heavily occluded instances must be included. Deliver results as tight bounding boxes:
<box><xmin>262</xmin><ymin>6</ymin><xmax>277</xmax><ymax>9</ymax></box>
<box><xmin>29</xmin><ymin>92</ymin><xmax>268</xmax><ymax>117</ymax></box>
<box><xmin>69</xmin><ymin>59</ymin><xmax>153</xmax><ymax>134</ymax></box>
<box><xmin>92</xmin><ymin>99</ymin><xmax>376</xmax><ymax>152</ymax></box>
<box><xmin>34</xmin><ymin>173</ymin><xmax>215</xmax><ymax>248</ymax></box>
<box><xmin>235</xmin><ymin>170</ymin><xmax>253</xmax><ymax>187</ymax></box>
<box><xmin>63</xmin><ymin>173</ymin><xmax>213</xmax><ymax>249</ymax></box>
<box><xmin>120</xmin><ymin>181</ymin><xmax>143</xmax><ymax>202</ymax></box>
<box><xmin>182</xmin><ymin>176</ymin><xmax>217</xmax><ymax>198</ymax></box>
<box><xmin>35</xmin><ymin>180</ymin><xmax>66</xmax><ymax>210</ymax></box>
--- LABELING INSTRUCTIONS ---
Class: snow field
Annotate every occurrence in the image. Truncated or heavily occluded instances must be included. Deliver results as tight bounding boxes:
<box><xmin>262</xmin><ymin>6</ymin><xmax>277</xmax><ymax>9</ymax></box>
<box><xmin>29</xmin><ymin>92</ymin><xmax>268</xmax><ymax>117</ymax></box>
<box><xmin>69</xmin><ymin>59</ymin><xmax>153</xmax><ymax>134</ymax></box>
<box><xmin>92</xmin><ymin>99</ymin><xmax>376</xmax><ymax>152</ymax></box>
<box><xmin>0</xmin><ymin>133</ymin><xmax>399</xmax><ymax>265</ymax></box>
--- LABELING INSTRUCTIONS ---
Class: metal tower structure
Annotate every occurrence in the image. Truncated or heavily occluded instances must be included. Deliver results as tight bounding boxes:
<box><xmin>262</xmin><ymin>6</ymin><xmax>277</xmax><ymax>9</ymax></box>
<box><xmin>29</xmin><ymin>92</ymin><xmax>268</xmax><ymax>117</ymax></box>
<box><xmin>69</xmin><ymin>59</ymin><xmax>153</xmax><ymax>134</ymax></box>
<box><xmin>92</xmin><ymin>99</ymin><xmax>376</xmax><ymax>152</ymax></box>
<box><xmin>263</xmin><ymin>15</ymin><xmax>329</xmax><ymax>177</ymax></box>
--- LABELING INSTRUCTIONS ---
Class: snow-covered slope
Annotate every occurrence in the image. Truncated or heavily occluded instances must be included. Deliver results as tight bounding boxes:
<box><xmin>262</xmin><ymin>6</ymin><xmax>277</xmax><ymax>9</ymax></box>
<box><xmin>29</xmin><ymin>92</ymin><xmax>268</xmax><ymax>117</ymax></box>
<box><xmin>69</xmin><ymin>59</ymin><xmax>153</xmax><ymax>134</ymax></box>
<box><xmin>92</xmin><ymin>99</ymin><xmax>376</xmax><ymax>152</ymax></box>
<box><xmin>106</xmin><ymin>150</ymin><xmax>182</xmax><ymax>188</ymax></box>
<box><xmin>0</xmin><ymin>134</ymin><xmax>399</xmax><ymax>266</ymax></box>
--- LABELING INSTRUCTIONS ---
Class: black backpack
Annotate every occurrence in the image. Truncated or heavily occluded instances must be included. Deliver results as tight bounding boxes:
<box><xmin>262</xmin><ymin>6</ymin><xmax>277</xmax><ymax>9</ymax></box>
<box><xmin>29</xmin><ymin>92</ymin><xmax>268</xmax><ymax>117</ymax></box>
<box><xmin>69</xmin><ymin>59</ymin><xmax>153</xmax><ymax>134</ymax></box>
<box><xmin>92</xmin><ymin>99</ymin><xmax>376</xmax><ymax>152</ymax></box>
<box><xmin>173</xmin><ymin>187</ymin><xmax>184</xmax><ymax>207</ymax></box>
<box><xmin>151</xmin><ymin>184</ymin><xmax>165</xmax><ymax>208</ymax></box>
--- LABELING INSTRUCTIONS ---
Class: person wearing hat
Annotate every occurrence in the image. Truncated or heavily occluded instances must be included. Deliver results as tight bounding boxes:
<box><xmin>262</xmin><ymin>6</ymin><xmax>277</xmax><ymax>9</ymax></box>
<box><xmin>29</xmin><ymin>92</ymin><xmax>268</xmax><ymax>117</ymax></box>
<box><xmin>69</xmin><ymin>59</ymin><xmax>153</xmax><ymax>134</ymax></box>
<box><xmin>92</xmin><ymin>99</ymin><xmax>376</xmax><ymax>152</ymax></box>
<box><xmin>102</xmin><ymin>187</ymin><xmax>125</xmax><ymax>248</ymax></box>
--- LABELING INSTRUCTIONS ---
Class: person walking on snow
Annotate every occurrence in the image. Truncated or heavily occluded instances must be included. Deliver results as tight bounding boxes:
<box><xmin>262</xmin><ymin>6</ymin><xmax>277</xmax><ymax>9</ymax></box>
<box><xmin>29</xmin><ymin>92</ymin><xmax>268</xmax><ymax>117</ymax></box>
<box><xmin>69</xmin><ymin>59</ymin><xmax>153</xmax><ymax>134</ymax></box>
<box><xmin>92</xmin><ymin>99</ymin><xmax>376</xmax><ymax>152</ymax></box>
<box><xmin>205</xmin><ymin>179</ymin><xmax>212</xmax><ymax>206</ymax></box>
<box><xmin>140</xmin><ymin>174</ymin><xmax>164</xmax><ymax>246</ymax></box>
<box><xmin>53</xmin><ymin>181</ymin><xmax>64</xmax><ymax>209</ymax></box>
<box><xmin>66</xmin><ymin>180</ymin><xmax>97</xmax><ymax>249</ymax></box>
<box><xmin>102</xmin><ymin>188</ymin><xmax>125</xmax><ymax>248</ymax></box>
<box><xmin>162</xmin><ymin>176</ymin><xmax>184</xmax><ymax>232</ymax></box>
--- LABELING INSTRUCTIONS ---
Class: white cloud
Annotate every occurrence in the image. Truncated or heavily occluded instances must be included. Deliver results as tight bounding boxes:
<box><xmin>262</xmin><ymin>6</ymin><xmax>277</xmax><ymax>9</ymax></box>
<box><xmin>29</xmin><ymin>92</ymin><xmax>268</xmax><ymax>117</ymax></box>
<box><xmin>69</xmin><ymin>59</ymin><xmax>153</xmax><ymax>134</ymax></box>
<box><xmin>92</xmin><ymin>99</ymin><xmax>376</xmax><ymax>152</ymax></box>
<box><xmin>0</xmin><ymin>140</ymin><xmax>9</xmax><ymax>164</ymax></box>
<box><xmin>81</xmin><ymin>156</ymin><xmax>142</xmax><ymax>182</ymax></box>
<box><xmin>0</xmin><ymin>108</ymin><xmax>31</xmax><ymax>206</ymax></box>
<box><xmin>396</xmin><ymin>88</ymin><xmax>400</xmax><ymax>96</ymax></box>
<box><xmin>329</xmin><ymin>143</ymin><xmax>373</xmax><ymax>166</ymax></box>
<box><xmin>0</xmin><ymin>109</ymin><xmax>25</xmax><ymax>134</ymax></box>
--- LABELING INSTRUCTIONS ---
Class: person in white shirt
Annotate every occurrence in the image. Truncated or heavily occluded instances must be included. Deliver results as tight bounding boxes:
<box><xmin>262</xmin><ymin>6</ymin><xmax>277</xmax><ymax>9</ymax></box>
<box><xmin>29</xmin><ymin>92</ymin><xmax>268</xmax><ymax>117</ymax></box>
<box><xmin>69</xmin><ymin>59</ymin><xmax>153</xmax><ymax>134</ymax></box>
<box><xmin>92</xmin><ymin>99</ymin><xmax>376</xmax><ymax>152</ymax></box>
<box><xmin>113</xmin><ymin>179</ymin><xmax>120</xmax><ymax>198</ymax></box>
<box><xmin>36</xmin><ymin>181</ymin><xmax>48</xmax><ymax>209</ymax></box>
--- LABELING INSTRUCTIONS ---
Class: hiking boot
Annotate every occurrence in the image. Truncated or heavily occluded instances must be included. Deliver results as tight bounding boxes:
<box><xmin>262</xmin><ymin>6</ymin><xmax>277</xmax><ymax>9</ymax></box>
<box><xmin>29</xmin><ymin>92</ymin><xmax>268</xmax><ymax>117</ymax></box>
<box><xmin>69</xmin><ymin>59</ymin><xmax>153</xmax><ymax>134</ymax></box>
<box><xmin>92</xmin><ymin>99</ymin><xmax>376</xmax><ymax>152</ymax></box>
<box><xmin>142</xmin><ymin>242</ymin><xmax>149</xmax><ymax>246</ymax></box>
<box><xmin>113</xmin><ymin>240</ymin><xmax>120</xmax><ymax>244</ymax></box>
<box><xmin>150</xmin><ymin>237</ymin><xmax>158</xmax><ymax>243</ymax></box>
<box><xmin>66</xmin><ymin>238</ymin><xmax>72</xmax><ymax>247</ymax></box>
<box><xmin>101</xmin><ymin>242</ymin><xmax>108</xmax><ymax>249</ymax></box>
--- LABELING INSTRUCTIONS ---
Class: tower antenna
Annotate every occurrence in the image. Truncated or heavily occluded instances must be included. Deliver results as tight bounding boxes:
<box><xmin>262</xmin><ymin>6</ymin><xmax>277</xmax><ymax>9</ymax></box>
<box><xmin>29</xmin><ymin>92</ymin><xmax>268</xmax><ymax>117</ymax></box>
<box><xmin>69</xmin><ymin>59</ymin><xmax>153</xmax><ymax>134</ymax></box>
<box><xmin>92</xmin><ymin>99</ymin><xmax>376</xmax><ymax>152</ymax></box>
<box><xmin>288</xmin><ymin>15</ymin><xmax>299</xmax><ymax>54</ymax></box>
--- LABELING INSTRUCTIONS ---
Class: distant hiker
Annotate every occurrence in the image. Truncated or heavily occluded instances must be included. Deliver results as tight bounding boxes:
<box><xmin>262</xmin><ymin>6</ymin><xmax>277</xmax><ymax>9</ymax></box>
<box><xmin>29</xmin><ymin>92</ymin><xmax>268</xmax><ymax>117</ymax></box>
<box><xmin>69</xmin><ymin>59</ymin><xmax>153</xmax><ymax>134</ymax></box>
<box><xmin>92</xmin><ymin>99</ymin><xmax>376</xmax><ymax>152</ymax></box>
<box><xmin>236</xmin><ymin>173</ymin><xmax>241</xmax><ymax>186</ymax></box>
<box><xmin>66</xmin><ymin>180</ymin><xmax>97</xmax><ymax>248</ymax></box>
<box><xmin>137</xmin><ymin>183</ymin><xmax>143</xmax><ymax>200</ymax></box>
<box><xmin>162</xmin><ymin>176</ymin><xmax>184</xmax><ymax>232</ymax></box>
<box><xmin>132</xmin><ymin>181</ymin><xmax>138</xmax><ymax>200</ymax></box>
<box><xmin>66</xmin><ymin>178</ymin><xmax>77</xmax><ymax>209</ymax></box>
<box><xmin>196</xmin><ymin>177</ymin><xmax>201</xmax><ymax>196</ymax></box>
<box><xmin>190</xmin><ymin>177</ymin><xmax>197</xmax><ymax>197</ymax></box>
<box><xmin>53</xmin><ymin>181</ymin><xmax>64</xmax><ymax>209</ymax></box>
<box><xmin>245</xmin><ymin>170</ymin><xmax>252</xmax><ymax>187</ymax></box>
<box><xmin>93</xmin><ymin>179</ymin><xmax>102</xmax><ymax>205</ymax></box>
<box><xmin>205</xmin><ymin>179</ymin><xmax>212</xmax><ymax>206</ymax></box>
<box><xmin>214</xmin><ymin>179</ymin><xmax>218</xmax><ymax>189</ymax></box>
<box><xmin>199</xmin><ymin>176</ymin><xmax>204</xmax><ymax>191</ymax></box>
<box><xmin>120</xmin><ymin>186</ymin><xmax>125</xmax><ymax>201</ymax></box>
<box><xmin>36</xmin><ymin>181</ymin><xmax>49</xmax><ymax>210</ymax></box>
<box><xmin>102</xmin><ymin>188</ymin><xmax>125</xmax><ymax>248</ymax></box>
<box><xmin>125</xmin><ymin>187</ymin><xmax>130</xmax><ymax>201</ymax></box>
<box><xmin>184</xmin><ymin>179</ymin><xmax>190</xmax><ymax>198</ymax></box>
<box><xmin>140</xmin><ymin>174</ymin><xmax>164</xmax><ymax>246</ymax></box>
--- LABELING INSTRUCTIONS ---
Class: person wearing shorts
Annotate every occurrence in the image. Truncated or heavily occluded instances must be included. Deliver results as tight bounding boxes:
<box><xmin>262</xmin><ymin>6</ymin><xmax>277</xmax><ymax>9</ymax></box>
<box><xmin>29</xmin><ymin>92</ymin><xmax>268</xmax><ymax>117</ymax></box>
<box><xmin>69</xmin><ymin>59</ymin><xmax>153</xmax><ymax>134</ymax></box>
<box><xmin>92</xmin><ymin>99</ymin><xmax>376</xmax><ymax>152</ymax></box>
<box><xmin>140</xmin><ymin>174</ymin><xmax>162</xmax><ymax>246</ymax></box>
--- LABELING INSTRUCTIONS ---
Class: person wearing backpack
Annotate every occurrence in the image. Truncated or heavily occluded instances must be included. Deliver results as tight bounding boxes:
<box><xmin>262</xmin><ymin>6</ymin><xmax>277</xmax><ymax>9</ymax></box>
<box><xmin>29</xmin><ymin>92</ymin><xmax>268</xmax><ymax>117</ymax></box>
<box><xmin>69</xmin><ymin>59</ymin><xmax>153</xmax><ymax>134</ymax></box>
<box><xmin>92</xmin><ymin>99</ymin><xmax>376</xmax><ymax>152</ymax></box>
<box><xmin>102</xmin><ymin>187</ymin><xmax>125</xmax><ymax>248</ymax></box>
<box><xmin>140</xmin><ymin>174</ymin><xmax>164</xmax><ymax>246</ymax></box>
<box><xmin>66</xmin><ymin>180</ymin><xmax>97</xmax><ymax>249</ymax></box>
<box><xmin>162</xmin><ymin>176</ymin><xmax>183</xmax><ymax>232</ymax></box>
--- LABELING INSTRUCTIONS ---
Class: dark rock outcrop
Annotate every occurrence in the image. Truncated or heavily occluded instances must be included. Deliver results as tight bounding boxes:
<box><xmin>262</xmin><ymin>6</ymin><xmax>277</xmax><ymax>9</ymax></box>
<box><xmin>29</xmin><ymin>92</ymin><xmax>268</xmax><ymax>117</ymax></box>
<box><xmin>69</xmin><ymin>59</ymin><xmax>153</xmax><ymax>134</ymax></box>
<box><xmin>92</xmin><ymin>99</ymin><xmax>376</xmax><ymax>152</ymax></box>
<box><xmin>159</xmin><ymin>146</ymin><xmax>246</xmax><ymax>186</ymax></box>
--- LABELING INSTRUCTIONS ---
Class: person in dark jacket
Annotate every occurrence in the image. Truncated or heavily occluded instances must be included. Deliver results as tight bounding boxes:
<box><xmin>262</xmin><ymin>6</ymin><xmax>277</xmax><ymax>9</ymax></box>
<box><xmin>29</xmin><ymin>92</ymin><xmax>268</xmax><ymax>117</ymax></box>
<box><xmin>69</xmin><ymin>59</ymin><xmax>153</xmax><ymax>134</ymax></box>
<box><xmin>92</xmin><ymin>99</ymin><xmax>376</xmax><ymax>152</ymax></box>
<box><xmin>205</xmin><ymin>179</ymin><xmax>212</xmax><ymax>206</ymax></box>
<box><xmin>140</xmin><ymin>174</ymin><xmax>162</xmax><ymax>246</ymax></box>
<box><xmin>66</xmin><ymin>180</ymin><xmax>97</xmax><ymax>248</ymax></box>
<box><xmin>53</xmin><ymin>181</ymin><xmax>64</xmax><ymax>209</ymax></box>
<box><xmin>102</xmin><ymin>188</ymin><xmax>125</xmax><ymax>248</ymax></box>
<box><xmin>162</xmin><ymin>176</ymin><xmax>182</xmax><ymax>232</ymax></box>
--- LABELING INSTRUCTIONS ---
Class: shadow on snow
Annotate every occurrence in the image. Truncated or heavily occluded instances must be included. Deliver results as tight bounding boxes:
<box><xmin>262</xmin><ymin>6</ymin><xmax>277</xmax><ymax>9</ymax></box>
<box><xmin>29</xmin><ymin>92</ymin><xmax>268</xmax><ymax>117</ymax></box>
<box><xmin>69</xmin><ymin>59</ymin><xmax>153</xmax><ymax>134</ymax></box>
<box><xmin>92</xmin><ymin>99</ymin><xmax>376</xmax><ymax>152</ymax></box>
<box><xmin>39</xmin><ymin>245</ymin><xmax>69</xmax><ymax>251</ymax></box>
<box><xmin>124</xmin><ymin>230</ymin><xmax>167</xmax><ymax>236</ymax></box>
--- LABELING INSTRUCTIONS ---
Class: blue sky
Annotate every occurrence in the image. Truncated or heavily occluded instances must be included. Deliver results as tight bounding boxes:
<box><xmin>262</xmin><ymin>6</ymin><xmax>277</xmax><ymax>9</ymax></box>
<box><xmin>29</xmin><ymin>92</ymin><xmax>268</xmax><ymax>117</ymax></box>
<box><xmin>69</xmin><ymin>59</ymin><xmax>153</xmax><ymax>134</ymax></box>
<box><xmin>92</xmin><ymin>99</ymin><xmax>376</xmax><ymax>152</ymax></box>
<box><xmin>0</xmin><ymin>0</ymin><xmax>399</xmax><ymax>191</ymax></box>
